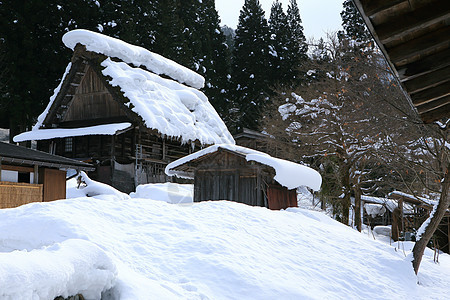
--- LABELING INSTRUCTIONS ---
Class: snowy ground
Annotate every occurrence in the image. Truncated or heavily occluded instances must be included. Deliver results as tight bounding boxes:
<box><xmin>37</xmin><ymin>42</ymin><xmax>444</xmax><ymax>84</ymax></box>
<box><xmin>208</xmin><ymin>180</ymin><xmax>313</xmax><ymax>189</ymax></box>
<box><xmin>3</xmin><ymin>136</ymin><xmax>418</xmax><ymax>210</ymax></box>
<box><xmin>0</xmin><ymin>179</ymin><xmax>449</xmax><ymax>299</ymax></box>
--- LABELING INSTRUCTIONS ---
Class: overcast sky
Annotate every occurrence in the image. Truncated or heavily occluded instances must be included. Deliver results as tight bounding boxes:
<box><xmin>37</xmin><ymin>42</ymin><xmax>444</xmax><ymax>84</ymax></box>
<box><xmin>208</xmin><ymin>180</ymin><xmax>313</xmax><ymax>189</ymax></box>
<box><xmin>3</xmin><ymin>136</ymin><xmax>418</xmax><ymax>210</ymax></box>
<box><xmin>215</xmin><ymin>0</ymin><xmax>344</xmax><ymax>40</ymax></box>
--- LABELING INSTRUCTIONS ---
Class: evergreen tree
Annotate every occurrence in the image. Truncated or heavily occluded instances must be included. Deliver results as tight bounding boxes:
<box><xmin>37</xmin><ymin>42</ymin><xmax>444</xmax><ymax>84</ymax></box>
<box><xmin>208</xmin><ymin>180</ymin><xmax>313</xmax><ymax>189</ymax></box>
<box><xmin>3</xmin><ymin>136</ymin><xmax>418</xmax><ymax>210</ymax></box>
<box><xmin>231</xmin><ymin>0</ymin><xmax>271</xmax><ymax>130</ymax></box>
<box><xmin>286</xmin><ymin>0</ymin><xmax>308</xmax><ymax>83</ymax></box>
<box><xmin>268</xmin><ymin>0</ymin><xmax>291</xmax><ymax>86</ymax></box>
<box><xmin>339</xmin><ymin>0</ymin><xmax>372</xmax><ymax>47</ymax></box>
<box><xmin>0</xmin><ymin>0</ymin><xmax>101</xmax><ymax>140</ymax></box>
<box><xmin>195</xmin><ymin>0</ymin><xmax>232</xmax><ymax>124</ymax></box>
<box><xmin>152</xmin><ymin>0</ymin><xmax>191</xmax><ymax>66</ymax></box>
<box><xmin>100</xmin><ymin>0</ymin><xmax>157</xmax><ymax>49</ymax></box>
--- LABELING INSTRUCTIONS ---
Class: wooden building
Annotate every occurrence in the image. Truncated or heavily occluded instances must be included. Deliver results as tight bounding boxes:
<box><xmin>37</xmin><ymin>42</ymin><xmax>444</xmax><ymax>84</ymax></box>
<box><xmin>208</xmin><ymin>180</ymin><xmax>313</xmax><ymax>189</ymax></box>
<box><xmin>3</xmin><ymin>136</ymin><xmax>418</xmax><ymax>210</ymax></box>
<box><xmin>166</xmin><ymin>145</ymin><xmax>322</xmax><ymax>210</ymax></box>
<box><xmin>0</xmin><ymin>141</ymin><xmax>94</xmax><ymax>208</ymax></box>
<box><xmin>353</xmin><ymin>0</ymin><xmax>450</xmax><ymax>123</ymax></box>
<box><xmin>14</xmin><ymin>29</ymin><xmax>233</xmax><ymax>193</ymax></box>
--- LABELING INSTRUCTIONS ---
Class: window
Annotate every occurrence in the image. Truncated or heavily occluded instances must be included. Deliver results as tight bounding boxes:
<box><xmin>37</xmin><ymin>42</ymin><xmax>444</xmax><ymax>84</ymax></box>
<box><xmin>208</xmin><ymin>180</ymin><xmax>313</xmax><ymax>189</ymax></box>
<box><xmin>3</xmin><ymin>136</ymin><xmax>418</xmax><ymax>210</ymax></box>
<box><xmin>18</xmin><ymin>172</ymin><xmax>30</xmax><ymax>183</ymax></box>
<box><xmin>65</xmin><ymin>137</ymin><xmax>73</xmax><ymax>152</ymax></box>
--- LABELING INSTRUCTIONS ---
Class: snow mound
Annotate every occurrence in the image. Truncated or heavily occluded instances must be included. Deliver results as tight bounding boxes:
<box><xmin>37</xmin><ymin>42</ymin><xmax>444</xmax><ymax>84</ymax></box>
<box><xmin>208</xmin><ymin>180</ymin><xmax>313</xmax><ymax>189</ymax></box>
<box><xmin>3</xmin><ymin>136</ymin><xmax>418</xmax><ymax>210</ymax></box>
<box><xmin>130</xmin><ymin>182</ymin><xmax>193</xmax><ymax>204</ymax></box>
<box><xmin>63</xmin><ymin>29</ymin><xmax>205</xmax><ymax>89</ymax></box>
<box><xmin>67</xmin><ymin>171</ymin><xmax>130</xmax><ymax>200</ymax></box>
<box><xmin>0</xmin><ymin>239</ymin><xmax>116</xmax><ymax>300</ymax></box>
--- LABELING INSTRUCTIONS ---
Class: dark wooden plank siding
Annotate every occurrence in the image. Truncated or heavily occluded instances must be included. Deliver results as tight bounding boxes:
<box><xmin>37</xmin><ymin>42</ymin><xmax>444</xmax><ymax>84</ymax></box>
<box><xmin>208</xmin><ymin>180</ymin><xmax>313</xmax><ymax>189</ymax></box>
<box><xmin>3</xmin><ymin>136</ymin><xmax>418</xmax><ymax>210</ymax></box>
<box><xmin>64</xmin><ymin>66</ymin><xmax>126</xmax><ymax>122</ymax></box>
<box><xmin>267</xmin><ymin>185</ymin><xmax>297</xmax><ymax>210</ymax></box>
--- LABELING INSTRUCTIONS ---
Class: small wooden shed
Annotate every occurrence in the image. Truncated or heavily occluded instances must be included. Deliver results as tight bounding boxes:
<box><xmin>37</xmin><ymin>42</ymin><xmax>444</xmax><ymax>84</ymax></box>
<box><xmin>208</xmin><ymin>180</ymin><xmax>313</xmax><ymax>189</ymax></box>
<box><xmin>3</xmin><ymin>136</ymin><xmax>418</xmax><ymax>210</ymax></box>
<box><xmin>0</xmin><ymin>141</ymin><xmax>94</xmax><ymax>208</ymax></box>
<box><xmin>166</xmin><ymin>145</ymin><xmax>322</xmax><ymax>210</ymax></box>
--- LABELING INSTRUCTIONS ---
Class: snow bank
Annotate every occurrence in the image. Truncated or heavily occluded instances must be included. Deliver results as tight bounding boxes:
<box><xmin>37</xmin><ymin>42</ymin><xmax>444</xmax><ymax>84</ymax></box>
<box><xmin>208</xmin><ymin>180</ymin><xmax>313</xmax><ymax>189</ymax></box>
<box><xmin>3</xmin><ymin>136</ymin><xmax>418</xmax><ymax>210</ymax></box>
<box><xmin>0</xmin><ymin>239</ymin><xmax>116</xmax><ymax>300</ymax></box>
<box><xmin>67</xmin><ymin>171</ymin><xmax>130</xmax><ymax>200</ymax></box>
<box><xmin>166</xmin><ymin>144</ymin><xmax>322</xmax><ymax>191</ymax></box>
<box><xmin>101</xmin><ymin>58</ymin><xmax>234</xmax><ymax>145</ymax></box>
<box><xmin>62</xmin><ymin>29</ymin><xmax>205</xmax><ymax>89</ymax></box>
<box><xmin>130</xmin><ymin>182</ymin><xmax>193</xmax><ymax>204</ymax></box>
<box><xmin>14</xmin><ymin>122</ymin><xmax>131</xmax><ymax>142</ymax></box>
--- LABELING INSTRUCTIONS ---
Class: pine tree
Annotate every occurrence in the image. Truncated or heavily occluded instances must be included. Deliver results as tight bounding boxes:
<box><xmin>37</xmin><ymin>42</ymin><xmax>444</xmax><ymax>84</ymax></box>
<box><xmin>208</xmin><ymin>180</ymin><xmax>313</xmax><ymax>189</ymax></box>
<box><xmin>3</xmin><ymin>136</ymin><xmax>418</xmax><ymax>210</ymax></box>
<box><xmin>195</xmin><ymin>0</ymin><xmax>232</xmax><ymax>124</ymax></box>
<box><xmin>339</xmin><ymin>0</ymin><xmax>372</xmax><ymax>47</ymax></box>
<box><xmin>286</xmin><ymin>0</ymin><xmax>308</xmax><ymax>83</ymax></box>
<box><xmin>0</xmin><ymin>0</ymin><xmax>101</xmax><ymax>140</ymax></box>
<box><xmin>232</xmin><ymin>0</ymin><xmax>271</xmax><ymax>130</ymax></box>
<box><xmin>268</xmin><ymin>0</ymin><xmax>291</xmax><ymax>86</ymax></box>
<box><xmin>100</xmin><ymin>0</ymin><xmax>157</xmax><ymax>49</ymax></box>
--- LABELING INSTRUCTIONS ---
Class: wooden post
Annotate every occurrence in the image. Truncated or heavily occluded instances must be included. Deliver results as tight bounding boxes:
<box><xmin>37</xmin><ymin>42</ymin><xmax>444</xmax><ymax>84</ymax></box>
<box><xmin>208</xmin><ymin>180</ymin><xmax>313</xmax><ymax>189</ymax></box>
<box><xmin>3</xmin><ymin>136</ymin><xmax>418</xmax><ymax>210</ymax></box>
<box><xmin>0</xmin><ymin>160</ymin><xmax>2</xmax><ymax>181</ymax></box>
<box><xmin>256</xmin><ymin>167</ymin><xmax>262</xmax><ymax>207</ymax></box>
<box><xmin>399</xmin><ymin>197</ymin><xmax>404</xmax><ymax>234</ymax></box>
<box><xmin>33</xmin><ymin>165</ymin><xmax>39</xmax><ymax>184</ymax></box>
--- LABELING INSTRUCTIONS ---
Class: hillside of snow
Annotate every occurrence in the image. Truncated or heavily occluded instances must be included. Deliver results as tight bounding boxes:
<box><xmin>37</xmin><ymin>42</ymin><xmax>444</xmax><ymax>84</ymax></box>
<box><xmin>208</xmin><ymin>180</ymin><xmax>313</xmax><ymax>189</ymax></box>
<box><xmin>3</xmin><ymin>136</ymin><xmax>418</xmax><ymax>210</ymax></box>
<box><xmin>1</xmin><ymin>181</ymin><xmax>449</xmax><ymax>299</ymax></box>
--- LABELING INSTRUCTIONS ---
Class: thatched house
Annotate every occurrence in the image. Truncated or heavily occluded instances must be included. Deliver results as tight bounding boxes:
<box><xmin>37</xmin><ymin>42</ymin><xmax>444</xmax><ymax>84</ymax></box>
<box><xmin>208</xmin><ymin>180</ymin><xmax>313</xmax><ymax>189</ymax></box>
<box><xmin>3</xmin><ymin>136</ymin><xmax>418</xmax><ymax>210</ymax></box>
<box><xmin>14</xmin><ymin>29</ymin><xmax>234</xmax><ymax>192</ymax></box>
<box><xmin>166</xmin><ymin>144</ymin><xmax>322</xmax><ymax>210</ymax></box>
<box><xmin>0</xmin><ymin>141</ymin><xmax>93</xmax><ymax>208</ymax></box>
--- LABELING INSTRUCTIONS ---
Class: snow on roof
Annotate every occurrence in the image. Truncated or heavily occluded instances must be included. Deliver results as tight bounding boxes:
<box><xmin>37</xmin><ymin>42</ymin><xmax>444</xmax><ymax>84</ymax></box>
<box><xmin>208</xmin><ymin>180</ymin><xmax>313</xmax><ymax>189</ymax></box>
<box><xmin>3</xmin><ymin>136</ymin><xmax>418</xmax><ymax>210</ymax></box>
<box><xmin>17</xmin><ymin>30</ymin><xmax>233</xmax><ymax>146</ymax></box>
<box><xmin>14</xmin><ymin>122</ymin><xmax>132</xmax><ymax>142</ymax></box>
<box><xmin>166</xmin><ymin>144</ymin><xmax>322</xmax><ymax>191</ymax></box>
<box><xmin>63</xmin><ymin>29</ymin><xmax>205</xmax><ymax>89</ymax></box>
<box><xmin>100</xmin><ymin>58</ymin><xmax>234</xmax><ymax>145</ymax></box>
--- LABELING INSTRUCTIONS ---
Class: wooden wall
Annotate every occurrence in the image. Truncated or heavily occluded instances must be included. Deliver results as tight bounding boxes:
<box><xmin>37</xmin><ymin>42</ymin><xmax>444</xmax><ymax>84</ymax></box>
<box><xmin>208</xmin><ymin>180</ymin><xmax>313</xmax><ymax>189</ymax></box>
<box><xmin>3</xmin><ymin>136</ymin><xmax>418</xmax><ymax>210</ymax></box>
<box><xmin>0</xmin><ymin>182</ymin><xmax>43</xmax><ymax>208</ymax></box>
<box><xmin>64</xmin><ymin>66</ymin><xmax>126</xmax><ymax>122</ymax></box>
<box><xmin>267</xmin><ymin>185</ymin><xmax>297</xmax><ymax>210</ymax></box>
<box><xmin>192</xmin><ymin>150</ymin><xmax>267</xmax><ymax>207</ymax></box>
<box><xmin>39</xmin><ymin>168</ymin><xmax>66</xmax><ymax>202</ymax></box>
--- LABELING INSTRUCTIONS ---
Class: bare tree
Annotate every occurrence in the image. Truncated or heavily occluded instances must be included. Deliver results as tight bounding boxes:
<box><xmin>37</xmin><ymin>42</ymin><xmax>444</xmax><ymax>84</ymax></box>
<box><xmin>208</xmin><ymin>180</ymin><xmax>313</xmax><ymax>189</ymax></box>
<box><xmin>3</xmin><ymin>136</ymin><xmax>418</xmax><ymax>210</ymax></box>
<box><xmin>263</xmin><ymin>32</ymin><xmax>409</xmax><ymax>228</ymax></box>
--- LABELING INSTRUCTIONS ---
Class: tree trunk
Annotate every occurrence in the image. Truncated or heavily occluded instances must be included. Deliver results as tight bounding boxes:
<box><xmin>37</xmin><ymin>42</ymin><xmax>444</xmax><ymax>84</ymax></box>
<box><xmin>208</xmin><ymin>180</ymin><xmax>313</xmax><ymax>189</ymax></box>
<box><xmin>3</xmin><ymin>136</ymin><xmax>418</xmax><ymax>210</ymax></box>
<box><xmin>341</xmin><ymin>166</ymin><xmax>351</xmax><ymax>225</ymax></box>
<box><xmin>412</xmin><ymin>165</ymin><xmax>450</xmax><ymax>275</ymax></box>
<box><xmin>354</xmin><ymin>187</ymin><xmax>362</xmax><ymax>232</ymax></box>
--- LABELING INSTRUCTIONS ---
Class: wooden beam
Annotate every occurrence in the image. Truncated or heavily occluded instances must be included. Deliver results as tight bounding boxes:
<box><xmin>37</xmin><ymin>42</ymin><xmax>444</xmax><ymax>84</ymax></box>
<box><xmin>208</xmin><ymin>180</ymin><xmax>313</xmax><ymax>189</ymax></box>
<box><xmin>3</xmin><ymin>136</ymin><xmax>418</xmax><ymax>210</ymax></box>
<box><xmin>359</xmin><ymin>0</ymin><xmax>406</xmax><ymax>18</ymax></box>
<box><xmin>416</xmin><ymin>95</ymin><xmax>450</xmax><ymax>114</ymax></box>
<box><xmin>397</xmin><ymin>49</ymin><xmax>450</xmax><ymax>80</ymax></box>
<box><xmin>389</xmin><ymin>26</ymin><xmax>450</xmax><ymax>67</ymax></box>
<box><xmin>402</xmin><ymin>65</ymin><xmax>450</xmax><ymax>94</ymax></box>
<box><xmin>377</xmin><ymin>6</ymin><xmax>450</xmax><ymax>44</ymax></box>
<box><xmin>410</xmin><ymin>81</ymin><xmax>450</xmax><ymax>106</ymax></box>
<box><xmin>420</xmin><ymin>103</ymin><xmax>450</xmax><ymax>123</ymax></box>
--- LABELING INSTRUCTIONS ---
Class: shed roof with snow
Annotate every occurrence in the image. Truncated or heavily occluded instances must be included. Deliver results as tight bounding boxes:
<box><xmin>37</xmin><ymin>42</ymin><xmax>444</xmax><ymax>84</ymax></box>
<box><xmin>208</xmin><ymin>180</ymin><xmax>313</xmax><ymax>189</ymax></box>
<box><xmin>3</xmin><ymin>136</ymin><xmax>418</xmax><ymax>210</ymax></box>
<box><xmin>14</xmin><ymin>29</ymin><xmax>234</xmax><ymax>145</ymax></box>
<box><xmin>166</xmin><ymin>144</ymin><xmax>321</xmax><ymax>209</ymax></box>
<box><xmin>166</xmin><ymin>144</ymin><xmax>322</xmax><ymax>191</ymax></box>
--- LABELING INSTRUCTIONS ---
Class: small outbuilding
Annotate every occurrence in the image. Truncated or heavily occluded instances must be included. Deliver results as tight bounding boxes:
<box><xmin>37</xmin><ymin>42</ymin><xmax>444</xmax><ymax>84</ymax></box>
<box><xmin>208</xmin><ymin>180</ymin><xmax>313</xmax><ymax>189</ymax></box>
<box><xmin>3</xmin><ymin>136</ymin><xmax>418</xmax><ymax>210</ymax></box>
<box><xmin>165</xmin><ymin>144</ymin><xmax>322</xmax><ymax>210</ymax></box>
<box><xmin>0</xmin><ymin>141</ymin><xmax>94</xmax><ymax>208</ymax></box>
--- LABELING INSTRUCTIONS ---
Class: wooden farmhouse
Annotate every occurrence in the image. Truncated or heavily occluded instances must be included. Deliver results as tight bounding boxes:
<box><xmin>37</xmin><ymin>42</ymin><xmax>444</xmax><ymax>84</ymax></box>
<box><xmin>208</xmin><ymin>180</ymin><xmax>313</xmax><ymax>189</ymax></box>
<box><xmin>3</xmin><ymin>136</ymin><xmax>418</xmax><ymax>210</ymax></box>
<box><xmin>14</xmin><ymin>29</ymin><xmax>234</xmax><ymax>193</ymax></box>
<box><xmin>166</xmin><ymin>145</ymin><xmax>322</xmax><ymax>210</ymax></box>
<box><xmin>0</xmin><ymin>141</ymin><xmax>94</xmax><ymax>208</ymax></box>
<box><xmin>353</xmin><ymin>0</ymin><xmax>450</xmax><ymax>123</ymax></box>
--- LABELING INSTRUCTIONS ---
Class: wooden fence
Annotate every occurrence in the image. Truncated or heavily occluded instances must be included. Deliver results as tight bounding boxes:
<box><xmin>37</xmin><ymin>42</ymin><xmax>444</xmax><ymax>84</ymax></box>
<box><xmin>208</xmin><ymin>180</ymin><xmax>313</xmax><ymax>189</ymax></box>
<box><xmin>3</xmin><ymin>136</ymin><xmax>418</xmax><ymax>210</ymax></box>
<box><xmin>0</xmin><ymin>182</ymin><xmax>43</xmax><ymax>208</ymax></box>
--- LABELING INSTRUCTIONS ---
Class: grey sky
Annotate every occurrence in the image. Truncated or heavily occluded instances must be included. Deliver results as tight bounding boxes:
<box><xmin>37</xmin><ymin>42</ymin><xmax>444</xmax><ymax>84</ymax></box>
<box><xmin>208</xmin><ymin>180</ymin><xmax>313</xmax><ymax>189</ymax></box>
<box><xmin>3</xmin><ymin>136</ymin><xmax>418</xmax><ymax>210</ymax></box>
<box><xmin>215</xmin><ymin>0</ymin><xmax>344</xmax><ymax>40</ymax></box>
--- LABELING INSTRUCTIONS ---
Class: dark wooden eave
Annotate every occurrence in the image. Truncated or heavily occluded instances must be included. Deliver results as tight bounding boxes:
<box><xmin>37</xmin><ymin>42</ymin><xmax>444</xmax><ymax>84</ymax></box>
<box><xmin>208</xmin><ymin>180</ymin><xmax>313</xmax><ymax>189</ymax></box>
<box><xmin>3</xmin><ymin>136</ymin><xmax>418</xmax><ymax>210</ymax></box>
<box><xmin>0</xmin><ymin>142</ymin><xmax>94</xmax><ymax>171</ymax></box>
<box><xmin>353</xmin><ymin>0</ymin><xmax>450</xmax><ymax>123</ymax></box>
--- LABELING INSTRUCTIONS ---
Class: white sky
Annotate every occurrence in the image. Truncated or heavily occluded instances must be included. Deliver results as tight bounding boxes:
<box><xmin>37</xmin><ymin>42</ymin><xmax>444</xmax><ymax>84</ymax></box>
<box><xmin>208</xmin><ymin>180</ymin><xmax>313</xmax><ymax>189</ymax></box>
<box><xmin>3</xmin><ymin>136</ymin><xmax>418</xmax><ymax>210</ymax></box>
<box><xmin>215</xmin><ymin>0</ymin><xmax>344</xmax><ymax>40</ymax></box>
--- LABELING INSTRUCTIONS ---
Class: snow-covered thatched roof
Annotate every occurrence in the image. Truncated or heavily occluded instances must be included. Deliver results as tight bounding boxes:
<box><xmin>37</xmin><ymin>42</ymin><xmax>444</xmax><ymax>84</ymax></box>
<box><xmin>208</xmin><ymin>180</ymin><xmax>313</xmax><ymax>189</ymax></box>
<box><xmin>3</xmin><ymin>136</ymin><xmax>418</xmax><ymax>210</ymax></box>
<box><xmin>14</xmin><ymin>29</ymin><xmax>234</xmax><ymax>146</ymax></box>
<box><xmin>166</xmin><ymin>144</ymin><xmax>322</xmax><ymax>191</ymax></box>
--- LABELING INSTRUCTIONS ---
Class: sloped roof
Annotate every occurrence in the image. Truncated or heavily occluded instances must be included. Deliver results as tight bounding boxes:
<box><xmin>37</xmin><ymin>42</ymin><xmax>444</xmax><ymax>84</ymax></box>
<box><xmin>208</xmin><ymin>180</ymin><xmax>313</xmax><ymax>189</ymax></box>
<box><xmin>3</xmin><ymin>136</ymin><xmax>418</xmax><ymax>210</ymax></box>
<box><xmin>165</xmin><ymin>144</ymin><xmax>322</xmax><ymax>191</ymax></box>
<box><xmin>353</xmin><ymin>0</ymin><xmax>450</xmax><ymax>124</ymax></box>
<box><xmin>0</xmin><ymin>142</ymin><xmax>94</xmax><ymax>171</ymax></box>
<box><xmin>17</xmin><ymin>29</ymin><xmax>234</xmax><ymax>146</ymax></box>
